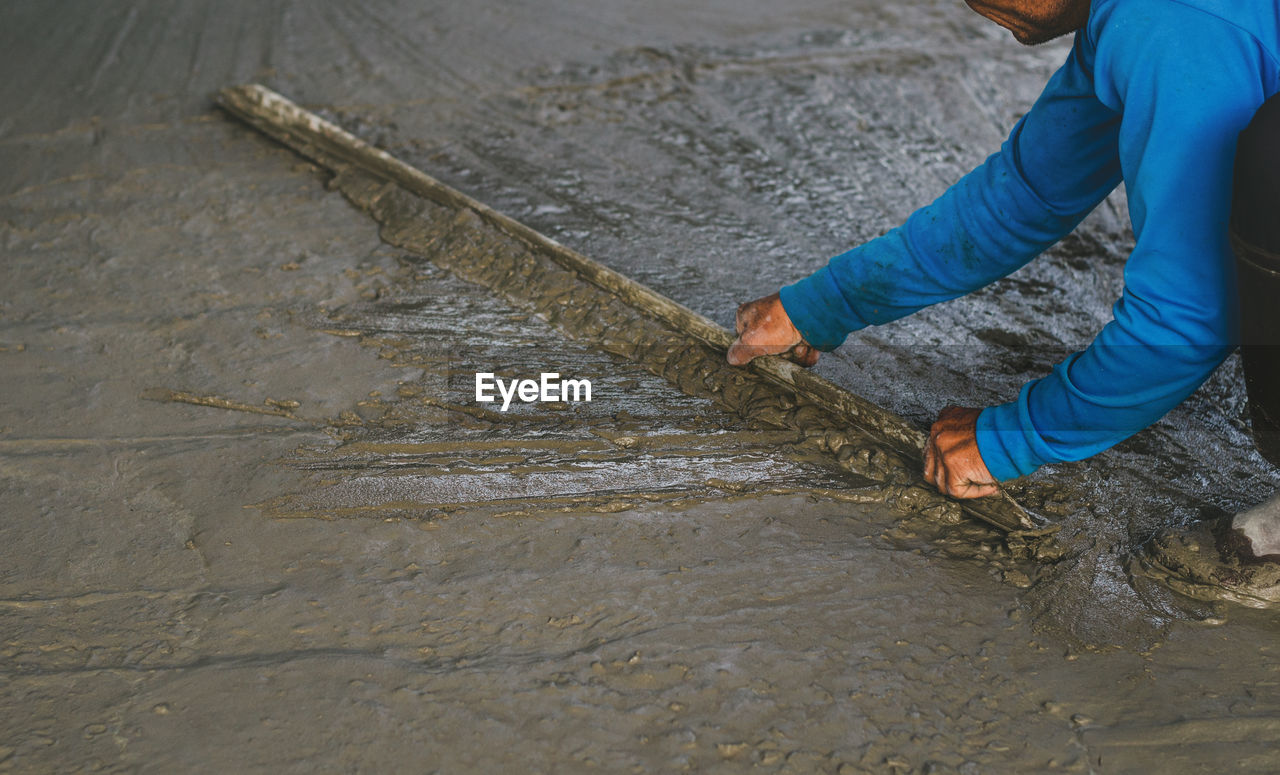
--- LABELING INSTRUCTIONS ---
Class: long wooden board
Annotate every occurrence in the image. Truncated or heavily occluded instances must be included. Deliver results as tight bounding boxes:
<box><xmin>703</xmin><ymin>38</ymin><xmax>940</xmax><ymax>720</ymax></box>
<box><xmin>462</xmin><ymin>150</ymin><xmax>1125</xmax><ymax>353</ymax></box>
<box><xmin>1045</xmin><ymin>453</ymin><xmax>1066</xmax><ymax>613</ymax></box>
<box><xmin>216</xmin><ymin>83</ymin><xmax>1037</xmax><ymax>532</ymax></box>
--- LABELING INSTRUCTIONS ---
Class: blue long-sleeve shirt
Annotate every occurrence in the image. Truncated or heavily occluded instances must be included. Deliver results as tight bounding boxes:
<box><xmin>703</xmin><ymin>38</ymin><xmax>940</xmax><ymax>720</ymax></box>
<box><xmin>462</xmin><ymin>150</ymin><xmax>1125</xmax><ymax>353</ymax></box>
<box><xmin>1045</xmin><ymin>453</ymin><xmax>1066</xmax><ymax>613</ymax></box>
<box><xmin>780</xmin><ymin>0</ymin><xmax>1280</xmax><ymax>481</ymax></box>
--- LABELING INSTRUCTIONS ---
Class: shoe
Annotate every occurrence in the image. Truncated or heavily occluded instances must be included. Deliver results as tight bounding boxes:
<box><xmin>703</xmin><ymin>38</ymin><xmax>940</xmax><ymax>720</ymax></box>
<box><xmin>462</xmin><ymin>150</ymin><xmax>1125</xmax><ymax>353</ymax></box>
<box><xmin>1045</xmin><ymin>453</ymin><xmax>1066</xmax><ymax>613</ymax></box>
<box><xmin>1133</xmin><ymin>514</ymin><xmax>1280</xmax><ymax>609</ymax></box>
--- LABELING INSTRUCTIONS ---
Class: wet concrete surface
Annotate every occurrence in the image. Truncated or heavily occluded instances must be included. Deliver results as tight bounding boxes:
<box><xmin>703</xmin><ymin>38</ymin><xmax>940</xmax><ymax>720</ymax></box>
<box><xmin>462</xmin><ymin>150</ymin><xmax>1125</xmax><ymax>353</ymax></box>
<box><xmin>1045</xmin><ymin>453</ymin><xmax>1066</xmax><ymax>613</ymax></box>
<box><xmin>3</xmin><ymin>1</ymin><xmax>1280</xmax><ymax>772</ymax></box>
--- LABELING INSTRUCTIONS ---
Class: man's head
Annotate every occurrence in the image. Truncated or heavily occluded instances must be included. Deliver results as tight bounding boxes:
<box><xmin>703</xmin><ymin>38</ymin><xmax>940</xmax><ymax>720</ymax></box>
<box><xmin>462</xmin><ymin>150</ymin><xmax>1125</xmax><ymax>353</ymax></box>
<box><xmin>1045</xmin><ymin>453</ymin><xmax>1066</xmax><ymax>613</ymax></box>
<box><xmin>964</xmin><ymin>0</ymin><xmax>1091</xmax><ymax>45</ymax></box>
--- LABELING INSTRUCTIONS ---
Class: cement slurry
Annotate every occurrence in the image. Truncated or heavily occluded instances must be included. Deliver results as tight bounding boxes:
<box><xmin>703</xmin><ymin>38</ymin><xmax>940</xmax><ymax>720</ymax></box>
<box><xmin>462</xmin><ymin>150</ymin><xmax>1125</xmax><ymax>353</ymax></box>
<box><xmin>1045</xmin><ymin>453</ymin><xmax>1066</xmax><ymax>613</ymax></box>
<box><xmin>3</xmin><ymin>1</ymin><xmax>1280</xmax><ymax>772</ymax></box>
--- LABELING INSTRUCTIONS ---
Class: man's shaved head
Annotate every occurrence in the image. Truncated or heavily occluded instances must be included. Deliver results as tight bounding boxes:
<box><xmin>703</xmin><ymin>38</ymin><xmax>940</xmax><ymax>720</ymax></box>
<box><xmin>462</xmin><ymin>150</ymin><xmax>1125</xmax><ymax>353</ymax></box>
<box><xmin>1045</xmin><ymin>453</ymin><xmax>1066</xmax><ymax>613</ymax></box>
<box><xmin>964</xmin><ymin>0</ymin><xmax>1091</xmax><ymax>44</ymax></box>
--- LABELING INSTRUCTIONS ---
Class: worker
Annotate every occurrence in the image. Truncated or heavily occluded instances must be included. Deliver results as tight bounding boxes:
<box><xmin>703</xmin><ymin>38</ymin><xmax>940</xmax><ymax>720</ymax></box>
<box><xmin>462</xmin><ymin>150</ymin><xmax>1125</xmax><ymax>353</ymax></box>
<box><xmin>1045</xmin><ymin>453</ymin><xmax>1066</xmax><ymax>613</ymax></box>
<box><xmin>726</xmin><ymin>0</ymin><xmax>1280</xmax><ymax>601</ymax></box>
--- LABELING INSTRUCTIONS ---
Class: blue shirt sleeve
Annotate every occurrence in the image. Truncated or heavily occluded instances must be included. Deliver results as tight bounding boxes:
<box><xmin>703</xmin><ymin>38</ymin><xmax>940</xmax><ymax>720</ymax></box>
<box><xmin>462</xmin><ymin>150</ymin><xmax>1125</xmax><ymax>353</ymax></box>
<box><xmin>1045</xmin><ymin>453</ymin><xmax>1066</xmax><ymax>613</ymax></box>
<box><xmin>976</xmin><ymin>0</ymin><xmax>1266</xmax><ymax>479</ymax></box>
<box><xmin>779</xmin><ymin>32</ymin><xmax>1123</xmax><ymax>351</ymax></box>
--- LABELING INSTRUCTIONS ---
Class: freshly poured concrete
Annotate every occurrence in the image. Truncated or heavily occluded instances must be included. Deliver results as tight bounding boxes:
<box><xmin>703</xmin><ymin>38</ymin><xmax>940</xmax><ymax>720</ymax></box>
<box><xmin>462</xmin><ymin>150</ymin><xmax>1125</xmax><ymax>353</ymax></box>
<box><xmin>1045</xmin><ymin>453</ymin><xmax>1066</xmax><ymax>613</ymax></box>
<box><xmin>2</xmin><ymin>1</ymin><xmax>1280</xmax><ymax>772</ymax></box>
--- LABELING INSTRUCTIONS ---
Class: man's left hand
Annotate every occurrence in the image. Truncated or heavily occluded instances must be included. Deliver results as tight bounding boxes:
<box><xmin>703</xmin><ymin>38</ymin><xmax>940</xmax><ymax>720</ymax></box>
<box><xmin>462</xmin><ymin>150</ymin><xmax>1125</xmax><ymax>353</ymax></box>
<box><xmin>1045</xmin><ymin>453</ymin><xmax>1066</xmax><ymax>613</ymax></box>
<box><xmin>924</xmin><ymin>406</ymin><xmax>1000</xmax><ymax>499</ymax></box>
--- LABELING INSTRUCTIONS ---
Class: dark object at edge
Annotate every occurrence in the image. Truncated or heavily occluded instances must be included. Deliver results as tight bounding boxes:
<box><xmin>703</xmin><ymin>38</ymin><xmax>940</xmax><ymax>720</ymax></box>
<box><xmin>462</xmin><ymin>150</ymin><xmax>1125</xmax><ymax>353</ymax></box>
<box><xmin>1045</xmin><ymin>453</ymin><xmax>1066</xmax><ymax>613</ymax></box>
<box><xmin>1232</xmin><ymin>92</ymin><xmax>1280</xmax><ymax>468</ymax></box>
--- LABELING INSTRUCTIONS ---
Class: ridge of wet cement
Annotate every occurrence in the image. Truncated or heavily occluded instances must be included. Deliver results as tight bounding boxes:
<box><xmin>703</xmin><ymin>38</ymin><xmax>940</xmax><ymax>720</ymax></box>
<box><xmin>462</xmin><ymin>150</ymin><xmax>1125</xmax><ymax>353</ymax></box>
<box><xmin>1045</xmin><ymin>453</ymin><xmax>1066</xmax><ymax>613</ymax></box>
<box><xmin>215</xmin><ymin>81</ymin><xmax>1036</xmax><ymax>529</ymax></box>
<box><xmin>196</xmin><ymin>98</ymin><xmax>1064</xmax><ymax>585</ymax></box>
<box><xmin>329</xmin><ymin>164</ymin><xmax>1030</xmax><ymax>530</ymax></box>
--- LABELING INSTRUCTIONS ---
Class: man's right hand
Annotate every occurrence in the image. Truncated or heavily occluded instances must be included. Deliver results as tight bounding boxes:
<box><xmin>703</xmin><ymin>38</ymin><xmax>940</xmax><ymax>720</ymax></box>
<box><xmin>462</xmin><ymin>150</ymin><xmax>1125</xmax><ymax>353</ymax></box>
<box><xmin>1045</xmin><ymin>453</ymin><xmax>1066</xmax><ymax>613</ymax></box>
<box><xmin>726</xmin><ymin>291</ymin><xmax>820</xmax><ymax>368</ymax></box>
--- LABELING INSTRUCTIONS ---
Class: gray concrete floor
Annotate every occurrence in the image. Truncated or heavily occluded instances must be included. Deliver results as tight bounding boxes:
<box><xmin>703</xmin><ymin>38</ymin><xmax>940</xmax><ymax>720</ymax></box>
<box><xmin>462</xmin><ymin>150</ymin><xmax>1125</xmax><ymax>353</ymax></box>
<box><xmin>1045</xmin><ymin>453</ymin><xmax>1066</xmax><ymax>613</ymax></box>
<box><xmin>3</xmin><ymin>2</ymin><xmax>1280</xmax><ymax>772</ymax></box>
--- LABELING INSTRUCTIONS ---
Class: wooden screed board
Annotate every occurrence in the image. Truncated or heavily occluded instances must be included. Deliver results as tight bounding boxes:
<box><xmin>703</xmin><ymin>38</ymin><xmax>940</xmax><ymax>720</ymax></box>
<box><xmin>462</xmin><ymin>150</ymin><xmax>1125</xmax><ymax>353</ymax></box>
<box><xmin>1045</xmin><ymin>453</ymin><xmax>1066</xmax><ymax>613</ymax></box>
<box><xmin>217</xmin><ymin>84</ymin><xmax>1038</xmax><ymax>533</ymax></box>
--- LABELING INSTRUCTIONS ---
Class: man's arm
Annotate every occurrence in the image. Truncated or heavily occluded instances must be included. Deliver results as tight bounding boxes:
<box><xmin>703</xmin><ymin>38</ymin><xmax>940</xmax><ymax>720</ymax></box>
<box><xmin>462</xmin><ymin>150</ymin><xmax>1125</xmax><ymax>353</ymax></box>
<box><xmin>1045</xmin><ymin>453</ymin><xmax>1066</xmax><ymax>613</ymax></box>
<box><xmin>975</xmin><ymin>1</ymin><xmax>1270</xmax><ymax>480</ymax></box>
<box><xmin>729</xmin><ymin>33</ymin><xmax>1123</xmax><ymax>366</ymax></box>
<box><xmin>731</xmin><ymin>31</ymin><xmax>1124</xmax><ymax>494</ymax></box>
<box><xmin>776</xmin><ymin>32</ymin><xmax>1123</xmax><ymax>351</ymax></box>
